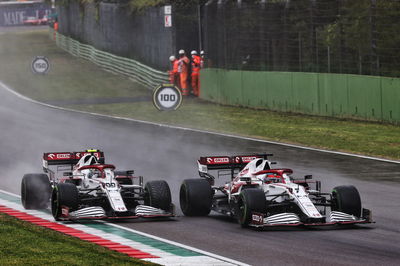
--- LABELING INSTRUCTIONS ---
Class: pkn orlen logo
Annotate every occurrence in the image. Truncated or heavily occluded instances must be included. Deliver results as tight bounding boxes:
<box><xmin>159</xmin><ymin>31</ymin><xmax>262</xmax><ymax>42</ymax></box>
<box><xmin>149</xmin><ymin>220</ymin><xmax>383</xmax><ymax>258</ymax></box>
<box><xmin>153</xmin><ymin>84</ymin><xmax>182</xmax><ymax>111</ymax></box>
<box><xmin>31</xmin><ymin>56</ymin><xmax>50</xmax><ymax>74</ymax></box>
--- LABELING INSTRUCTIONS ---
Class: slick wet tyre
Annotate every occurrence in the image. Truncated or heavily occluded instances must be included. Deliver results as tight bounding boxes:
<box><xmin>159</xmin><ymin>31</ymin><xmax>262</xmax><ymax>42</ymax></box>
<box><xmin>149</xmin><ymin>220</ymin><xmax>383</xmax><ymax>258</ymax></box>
<box><xmin>144</xmin><ymin>180</ymin><xmax>172</xmax><ymax>211</ymax></box>
<box><xmin>21</xmin><ymin>173</ymin><xmax>51</xmax><ymax>209</ymax></box>
<box><xmin>238</xmin><ymin>188</ymin><xmax>266</xmax><ymax>227</ymax></box>
<box><xmin>51</xmin><ymin>183</ymin><xmax>79</xmax><ymax>221</ymax></box>
<box><xmin>332</xmin><ymin>185</ymin><xmax>362</xmax><ymax>217</ymax></box>
<box><xmin>180</xmin><ymin>179</ymin><xmax>212</xmax><ymax>216</ymax></box>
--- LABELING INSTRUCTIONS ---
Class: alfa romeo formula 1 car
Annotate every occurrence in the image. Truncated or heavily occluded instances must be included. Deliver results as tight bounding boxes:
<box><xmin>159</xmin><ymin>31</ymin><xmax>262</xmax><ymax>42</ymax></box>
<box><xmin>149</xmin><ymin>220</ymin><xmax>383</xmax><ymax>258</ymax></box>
<box><xmin>179</xmin><ymin>153</ymin><xmax>372</xmax><ymax>228</ymax></box>
<box><xmin>21</xmin><ymin>149</ymin><xmax>174</xmax><ymax>221</ymax></box>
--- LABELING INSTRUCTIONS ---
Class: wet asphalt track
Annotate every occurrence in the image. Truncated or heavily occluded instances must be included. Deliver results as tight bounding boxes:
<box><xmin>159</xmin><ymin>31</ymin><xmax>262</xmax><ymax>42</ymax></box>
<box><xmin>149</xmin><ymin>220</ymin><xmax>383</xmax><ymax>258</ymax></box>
<box><xmin>1</xmin><ymin>83</ymin><xmax>400</xmax><ymax>266</ymax></box>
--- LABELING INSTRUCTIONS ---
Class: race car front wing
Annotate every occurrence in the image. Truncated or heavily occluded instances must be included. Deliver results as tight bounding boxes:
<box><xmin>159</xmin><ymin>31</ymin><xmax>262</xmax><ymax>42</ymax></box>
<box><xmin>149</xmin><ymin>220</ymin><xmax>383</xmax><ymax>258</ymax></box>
<box><xmin>59</xmin><ymin>205</ymin><xmax>174</xmax><ymax>221</ymax></box>
<box><xmin>249</xmin><ymin>208</ymin><xmax>373</xmax><ymax>228</ymax></box>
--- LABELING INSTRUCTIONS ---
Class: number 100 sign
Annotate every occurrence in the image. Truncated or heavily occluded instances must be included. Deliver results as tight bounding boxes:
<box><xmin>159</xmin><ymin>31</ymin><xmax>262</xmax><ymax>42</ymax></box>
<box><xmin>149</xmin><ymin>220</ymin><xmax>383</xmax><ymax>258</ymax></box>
<box><xmin>153</xmin><ymin>84</ymin><xmax>182</xmax><ymax>111</ymax></box>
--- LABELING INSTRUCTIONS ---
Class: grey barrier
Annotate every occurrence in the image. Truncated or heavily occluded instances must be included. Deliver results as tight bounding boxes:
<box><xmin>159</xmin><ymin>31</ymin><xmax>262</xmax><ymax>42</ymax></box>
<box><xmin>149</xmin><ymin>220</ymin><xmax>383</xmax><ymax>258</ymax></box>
<box><xmin>50</xmin><ymin>29</ymin><xmax>168</xmax><ymax>89</ymax></box>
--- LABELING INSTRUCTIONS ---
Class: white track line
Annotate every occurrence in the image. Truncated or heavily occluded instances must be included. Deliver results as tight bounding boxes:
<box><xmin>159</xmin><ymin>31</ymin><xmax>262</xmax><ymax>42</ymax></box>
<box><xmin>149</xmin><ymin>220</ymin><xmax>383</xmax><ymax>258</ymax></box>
<box><xmin>1</xmin><ymin>80</ymin><xmax>398</xmax><ymax>165</ymax></box>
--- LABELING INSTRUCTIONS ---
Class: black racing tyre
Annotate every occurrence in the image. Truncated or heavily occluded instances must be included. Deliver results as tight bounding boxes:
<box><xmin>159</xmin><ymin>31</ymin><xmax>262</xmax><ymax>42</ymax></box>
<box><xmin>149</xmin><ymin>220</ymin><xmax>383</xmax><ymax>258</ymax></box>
<box><xmin>237</xmin><ymin>188</ymin><xmax>266</xmax><ymax>227</ymax></box>
<box><xmin>51</xmin><ymin>183</ymin><xmax>79</xmax><ymax>221</ymax></box>
<box><xmin>144</xmin><ymin>180</ymin><xmax>172</xmax><ymax>211</ymax></box>
<box><xmin>21</xmin><ymin>173</ymin><xmax>51</xmax><ymax>210</ymax></box>
<box><xmin>331</xmin><ymin>185</ymin><xmax>362</xmax><ymax>217</ymax></box>
<box><xmin>180</xmin><ymin>179</ymin><xmax>212</xmax><ymax>216</ymax></box>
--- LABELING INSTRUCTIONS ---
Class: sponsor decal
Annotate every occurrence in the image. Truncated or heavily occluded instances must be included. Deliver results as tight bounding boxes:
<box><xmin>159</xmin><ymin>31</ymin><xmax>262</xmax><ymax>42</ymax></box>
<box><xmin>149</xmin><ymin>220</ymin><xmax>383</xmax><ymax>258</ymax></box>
<box><xmin>57</xmin><ymin>153</ymin><xmax>70</xmax><ymax>159</ymax></box>
<box><xmin>251</xmin><ymin>212</ymin><xmax>265</xmax><ymax>225</ymax></box>
<box><xmin>235</xmin><ymin>156</ymin><xmax>257</xmax><ymax>163</ymax></box>
<box><xmin>46</xmin><ymin>152</ymin><xmax>101</xmax><ymax>161</ymax></box>
<box><xmin>198</xmin><ymin>164</ymin><xmax>208</xmax><ymax>173</ymax></box>
<box><xmin>61</xmin><ymin>206</ymin><xmax>69</xmax><ymax>217</ymax></box>
<box><xmin>241</xmin><ymin>156</ymin><xmax>257</xmax><ymax>163</ymax></box>
<box><xmin>207</xmin><ymin>157</ymin><xmax>230</xmax><ymax>164</ymax></box>
<box><xmin>47</xmin><ymin>153</ymin><xmax>71</xmax><ymax>160</ymax></box>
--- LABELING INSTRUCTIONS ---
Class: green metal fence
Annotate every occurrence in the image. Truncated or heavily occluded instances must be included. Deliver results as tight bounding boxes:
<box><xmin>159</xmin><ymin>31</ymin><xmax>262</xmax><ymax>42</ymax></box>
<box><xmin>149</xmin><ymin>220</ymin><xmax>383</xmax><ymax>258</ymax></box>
<box><xmin>49</xmin><ymin>29</ymin><xmax>168</xmax><ymax>89</ymax></box>
<box><xmin>201</xmin><ymin>68</ymin><xmax>400</xmax><ymax>123</ymax></box>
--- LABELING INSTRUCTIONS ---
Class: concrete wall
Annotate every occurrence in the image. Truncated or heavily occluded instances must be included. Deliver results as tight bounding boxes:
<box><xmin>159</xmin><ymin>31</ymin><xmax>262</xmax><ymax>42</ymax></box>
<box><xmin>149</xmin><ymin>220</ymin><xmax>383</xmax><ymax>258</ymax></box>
<box><xmin>0</xmin><ymin>1</ymin><xmax>51</xmax><ymax>26</ymax></box>
<box><xmin>57</xmin><ymin>2</ymin><xmax>199</xmax><ymax>71</ymax></box>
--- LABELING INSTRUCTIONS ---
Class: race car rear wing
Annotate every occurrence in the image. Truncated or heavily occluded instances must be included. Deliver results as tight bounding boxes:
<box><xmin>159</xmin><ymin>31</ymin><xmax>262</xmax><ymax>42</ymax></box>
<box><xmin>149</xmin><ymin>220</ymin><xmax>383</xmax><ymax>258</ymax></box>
<box><xmin>198</xmin><ymin>154</ymin><xmax>273</xmax><ymax>171</ymax></box>
<box><xmin>42</xmin><ymin>149</ymin><xmax>105</xmax><ymax>168</ymax></box>
<box><xmin>198</xmin><ymin>154</ymin><xmax>274</xmax><ymax>182</ymax></box>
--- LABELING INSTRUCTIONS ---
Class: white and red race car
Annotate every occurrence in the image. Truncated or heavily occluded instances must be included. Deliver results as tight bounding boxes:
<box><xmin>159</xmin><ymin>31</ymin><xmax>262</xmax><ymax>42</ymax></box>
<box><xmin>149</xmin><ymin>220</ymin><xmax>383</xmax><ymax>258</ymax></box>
<box><xmin>179</xmin><ymin>154</ymin><xmax>372</xmax><ymax>228</ymax></box>
<box><xmin>23</xmin><ymin>15</ymin><xmax>48</xmax><ymax>25</ymax></box>
<box><xmin>21</xmin><ymin>149</ymin><xmax>174</xmax><ymax>221</ymax></box>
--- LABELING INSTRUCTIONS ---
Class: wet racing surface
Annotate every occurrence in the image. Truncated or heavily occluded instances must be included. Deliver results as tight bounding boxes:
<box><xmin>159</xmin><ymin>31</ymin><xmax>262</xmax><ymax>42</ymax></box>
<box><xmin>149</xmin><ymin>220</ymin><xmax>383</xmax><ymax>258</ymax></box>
<box><xmin>0</xmin><ymin>83</ymin><xmax>400</xmax><ymax>265</ymax></box>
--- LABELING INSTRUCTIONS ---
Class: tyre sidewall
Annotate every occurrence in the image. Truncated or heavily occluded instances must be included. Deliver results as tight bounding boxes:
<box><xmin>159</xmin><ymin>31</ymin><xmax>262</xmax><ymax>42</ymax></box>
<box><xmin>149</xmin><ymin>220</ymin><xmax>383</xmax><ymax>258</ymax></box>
<box><xmin>238</xmin><ymin>188</ymin><xmax>266</xmax><ymax>227</ymax></box>
<box><xmin>179</xmin><ymin>179</ymin><xmax>212</xmax><ymax>216</ymax></box>
<box><xmin>51</xmin><ymin>183</ymin><xmax>79</xmax><ymax>220</ymax></box>
<box><xmin>332</xmin><ymin>185</ymin><xmax>362</xmax><ymax>217</ymax></box>
<box><xmin>21</xmin><ymin>173</ymin><xmax>51</xmax><ymax>209</ymax></box>
<box><xmin>144</xmin><ymin>180</ymin><xmax>172</xmax><ymax>211</ymax></box>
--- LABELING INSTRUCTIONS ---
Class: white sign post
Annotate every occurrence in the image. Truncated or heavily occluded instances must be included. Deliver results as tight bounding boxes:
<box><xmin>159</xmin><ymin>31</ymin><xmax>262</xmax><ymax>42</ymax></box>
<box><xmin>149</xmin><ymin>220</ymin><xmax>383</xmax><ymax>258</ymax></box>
<box><xmin>164</xmin><ymin>5</ymin><xmax>172</xmax><ymax>15</ymax></box>
<box><xmin>164</xmin><ymin>5</ymin><xmax>172</xmax><ymax>27</ymax></box>
<box><xmin>31</xmin><ymin>56</ymin><xmax>50</xmax><ymax>74</ymax></box>
<box><xmin>165</xmin><ymin>15</ymin><xmax>172</xmax><ymax>27</ymax></box>
<box><xmin>153</xmin><ymin>84</ymin><xmax>182</xmax><ymax>111</ymax></box>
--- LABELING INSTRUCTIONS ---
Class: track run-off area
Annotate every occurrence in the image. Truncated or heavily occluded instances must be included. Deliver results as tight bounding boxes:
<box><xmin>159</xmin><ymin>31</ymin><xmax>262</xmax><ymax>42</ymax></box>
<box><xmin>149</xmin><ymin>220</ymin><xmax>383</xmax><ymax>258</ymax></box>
<box><xmin>0</xmin><ymin>189</ymin><xmax>246</xmax><ymax>265</ymax></box>
<box><xmin>0</xmin><ymin>80</ymin><xmax>400</xmax><ymax>266</ymax></box>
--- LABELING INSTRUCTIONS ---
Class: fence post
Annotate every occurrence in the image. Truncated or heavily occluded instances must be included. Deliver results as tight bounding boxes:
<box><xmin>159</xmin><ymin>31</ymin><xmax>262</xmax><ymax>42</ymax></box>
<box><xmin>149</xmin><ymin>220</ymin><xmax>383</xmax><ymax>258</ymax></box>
<box><xmin>298</xmin><ymin>32</ymin><xmax>302</xmax><ymax>72</ymax></box>
<box><xmin>327</xmin><ymin>45</ymin><xmax>330</xmax><ymax>73</ymax></box>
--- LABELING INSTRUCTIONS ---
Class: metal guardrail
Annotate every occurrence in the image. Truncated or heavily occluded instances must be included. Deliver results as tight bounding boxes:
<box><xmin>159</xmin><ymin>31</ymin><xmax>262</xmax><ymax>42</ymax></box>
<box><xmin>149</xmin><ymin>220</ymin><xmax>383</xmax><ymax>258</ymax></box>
<box><xmin>49</xmin><ymin>29</ymin><xmax>168</xmax><ymax>89</ymax></box>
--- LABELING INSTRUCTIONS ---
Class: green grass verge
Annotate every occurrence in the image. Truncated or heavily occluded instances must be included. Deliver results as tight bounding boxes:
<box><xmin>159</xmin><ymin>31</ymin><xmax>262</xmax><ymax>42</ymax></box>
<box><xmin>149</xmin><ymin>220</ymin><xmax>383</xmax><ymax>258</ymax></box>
<box><xmin>0</xmin><ymin>213</ymin><xmax>154</xmax><ymax>265</ymax></box>
<box><xmin>0</xmin><ymin>28</ymin><xmax>399</xmax><ymax>160</ymax></box>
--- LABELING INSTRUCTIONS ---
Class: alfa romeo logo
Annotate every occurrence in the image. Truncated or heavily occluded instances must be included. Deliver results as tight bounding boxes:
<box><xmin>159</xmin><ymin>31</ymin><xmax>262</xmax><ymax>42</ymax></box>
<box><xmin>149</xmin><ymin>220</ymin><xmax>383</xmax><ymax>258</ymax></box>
<box><xmin>31</xmin><ymin>56</ymin><xmax>50</xmax><ymax>74</ymax></box>
<box><xmin>153</xmin><ymin>84</ymin><xmax>182</xmax><ymax>111</ymax></box>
